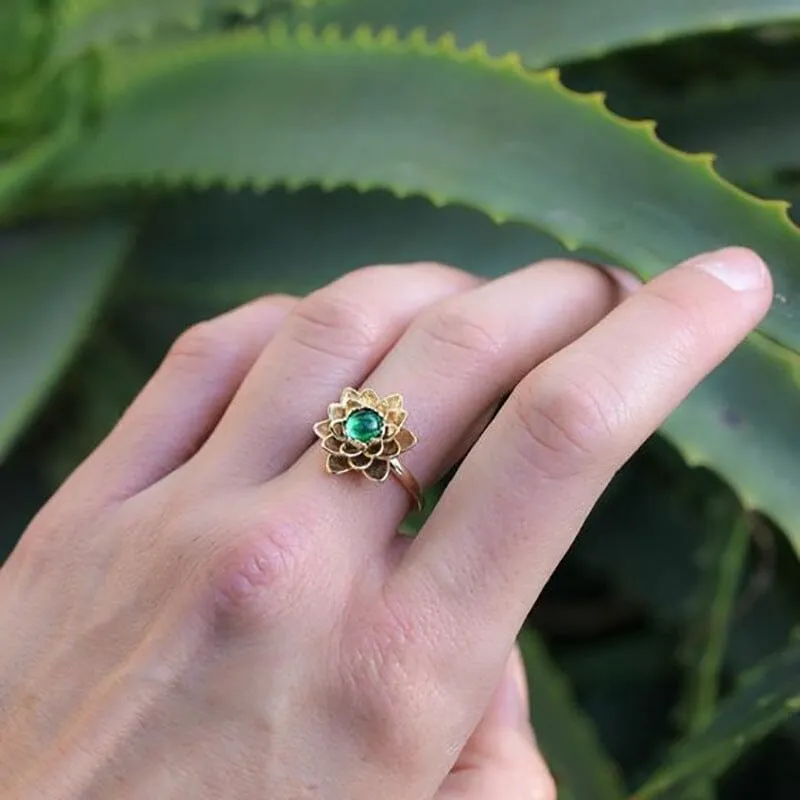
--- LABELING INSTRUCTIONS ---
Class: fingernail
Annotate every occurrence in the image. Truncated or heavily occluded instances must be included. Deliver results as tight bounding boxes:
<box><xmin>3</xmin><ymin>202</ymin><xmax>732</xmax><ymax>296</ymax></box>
<box><xmin>493</xmin><ymin>649</ymin><xmax>531</xmax><ymax>730</ymax></box>
<box><xmin>687</xmin><ymin>247</ymin><xmax>769</xmax><ymax>292</ymax></box>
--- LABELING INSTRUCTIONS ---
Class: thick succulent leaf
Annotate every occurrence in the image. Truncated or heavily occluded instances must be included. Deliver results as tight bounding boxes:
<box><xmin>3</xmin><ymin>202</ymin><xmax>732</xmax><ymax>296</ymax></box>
<box><xmin>673</xmin><ymin>511</ymin><xmax>751</xmax><ymax>800</ymax></box>
<box><xmin>676</xmin><ymin>512</ymin><xmax>750</xmax><ymax>736</ymax></box>
<box><xmin>0</xmin><ymin>128</ymin><xmax>78</xmax><ymax>218</ymax></box>
<box><xmin>574</xmin><ymin>445</ymin><xmax>800</xmax><ymax>673</ymax></box>
<box><xmin>287</xmin><ymin>0</ymin><xmax>800</xmax><ymax>67</ymax></box>
<box><xmin>127</xmin><ymin>187</ymin><xmax>567</xmax><ymax>305</ymax></box>
<box><xmin>56</xmin><ymin>0</ymin><xmax>284</xmax><ymax>59</ymax></box>
<box><xmin>0</xmin><ymin>0</ymin><xmax>43</xmax><ymax>76</ymax></box>
<box><xmin>518</xmin><ymin>629</ymin><xmax>627</xmax><ymax>800</ymax></box>
<box><xmin>657</xmin><ymin>73</ymin><xmax>800</xmax><ymax>184</ymax></box>
<box><xmin>635</xmin><ymin>638</ymin><xmax>800</xmax><ymax>798</ymax></box>
<box><xmin>42</xmin><ymin>331</ymin><xmax>150</xmax><ymax>487</ymax></box>
<box><xmin>0</xmin><ymin>217</ymin><xmax>131</xmax><ymax>460</ymax></box>
<box><xmin>122</xmin><ymin>188</ymin><xmax>800</xmax><ymax>551</ymax></box>
<box><xmin>661</xmin><ymin>335</ymin><xmax>800</xmax><ymax>549</ymax></box>
<box><xmin>52</xmin><ymin>28</ymin><xmax>800</xmax><ymax>353</ymax></box>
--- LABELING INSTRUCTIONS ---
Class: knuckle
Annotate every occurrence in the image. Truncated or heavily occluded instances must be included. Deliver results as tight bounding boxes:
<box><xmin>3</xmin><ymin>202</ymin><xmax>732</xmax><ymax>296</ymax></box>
<box><xmin>640</xmin><ymin>289</ymin><xmax>707</xmax><ymax>355</ymax></box>
<box><xmin>512</xmin><ymin>363</ymin><xmax>623</xmax><ymax>476</ymax></box>
<box><xmin>288</xmin><ymin>289</ymin><xmax>381</xmax><ymax>361</ymax></box>
<box><xmin>166</xmin><ymin>321</ymin><xmax>236</xmax><ymax>374</ymax></box>
<box><xmin>206</xmin><ymin>515</ymin><xmax>307</xmax><ymax>625</ymax></box>
<box><xmin>418</xmin><ymin>303</ymin><xmax>504</xmax><ymax>362</ymax></box>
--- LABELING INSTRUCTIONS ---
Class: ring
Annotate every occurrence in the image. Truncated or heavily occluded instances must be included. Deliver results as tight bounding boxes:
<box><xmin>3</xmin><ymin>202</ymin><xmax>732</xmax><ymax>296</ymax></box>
<box><xmin>313</xmin><ymin>388</ymin><xmax>423</xmax><ymax>511</ymax></box>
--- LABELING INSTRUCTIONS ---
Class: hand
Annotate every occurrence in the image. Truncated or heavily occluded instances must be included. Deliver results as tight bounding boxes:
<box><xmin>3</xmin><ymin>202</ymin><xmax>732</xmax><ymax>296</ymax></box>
<box><xmin>0</xmin><ymin>248</ymin><xmax>771</xmax><ymax>799</ymax></box>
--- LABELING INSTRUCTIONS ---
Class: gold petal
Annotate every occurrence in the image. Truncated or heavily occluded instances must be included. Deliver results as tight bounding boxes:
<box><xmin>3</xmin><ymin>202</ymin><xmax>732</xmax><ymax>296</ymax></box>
<box><xmin>340</xmin><ymin>440</ymin><xmax>363</xmax><ymax>456</ymax></box>
<box><xmin>382</xmin><ymin>423</ymin><xmax>398</xmax><ymax>440</ymax></box>
<box><xmin>326</xmin><ymin>453</ymin><xmax>351</xmax><ymax>474</ymax></box>
<box><xmin>394</xmin><ymin>428</ymin><xmax>417</xmax><ymax>453</ymax></box>
<box><xmin>360</xmin><ymin>388</ymin><xmax>380</xmax><ymax>407</ymax></box>
<box><xmin>381</xmin><ymin>439</ymin><xmax>400</xmax><ymax>458</ymax></box>
<box><xmin>313</xmin><ymin>420</ymin><xmax>331</xmax><ymax>439</ymax></box>
<box><xmin>345</xmin><ymin>397</ymin><xmax>363</xmax><ymax>412</ymax></box>
<box><xmin>341</xmin><ymin>387</ymin><xmax>361</xmax><ymax>404</ymax></box>
<box><xmin>322</xmin><ymin>436</ymin><xmax>341</xmax><ymax>454</ymax></box>
<box><xmin>365</xmin><ymin>439</ymin><xmax>384</xmax><ymax>457</ymax></box>
<box><xmin>365</xmin><ymin>458</ymin><xmax>391</xmax><ymax>482</ymax></box>
<box><xmin>348</xmin><ymin>453</ymin><xmax>373</xmax><ymax>470</ymax></box>
<box><xmin>386</xmin><ymin>408</ymin><xmax>408</xmax><ymax>428</ymax></box>
<box><xmin>382</xmin><ymin>393</ymin><xmax>403</xmax><ymax>410</ymax></box>
<box><xmin>328</xmin><ymin>403</ymin><xmax>347</xmax><ymax>421</ymax></box>
<box><xmin>331</xmin><ymin>420</ymin><xmax>346</xmax><ymax>440</ymax></box>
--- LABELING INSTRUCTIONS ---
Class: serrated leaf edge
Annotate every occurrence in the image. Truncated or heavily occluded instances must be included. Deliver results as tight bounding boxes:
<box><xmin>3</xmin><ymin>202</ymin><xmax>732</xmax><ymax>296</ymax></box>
<box><xmin>93</xmin><ymin>23</ymin><xmax>797</xmax><ymax>245</ymax></box>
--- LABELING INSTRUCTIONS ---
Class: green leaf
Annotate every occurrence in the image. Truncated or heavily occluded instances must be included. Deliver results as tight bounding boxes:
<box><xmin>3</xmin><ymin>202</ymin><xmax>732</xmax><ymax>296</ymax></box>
<box><xmin>286</xmin><ymin>0</ymin><xmax>800</xmax><ymax>67</ymax></box>
<box><xmin>518</xmin><ymin>628</ymin><xmax>627</xmax><ymax>800</ymax></box>
<box><xmin>676</xmin><ymin>511</ymin><xmax>751</xmax><ymax>736</ymax></box>
<box><xmin>657</xmin><ymin>72</ymin><xmax>800</xmax><ymax>184</ymax></box>
<box><xmin>42</xmin><ymin>330</ymin><xmax>149</xmax><ymax>486</ymax></box>
<box><xmin>56</xmin><ymin>0</ymin><xmax>285</xmax><ymax>60</ymax></box>
<box><xmin>0</xmin><ymin>217</ymin><xmax>132</xmax><ymax>461</ymax></box>
<box><xmin>673</xmin><ymin>509</ymin><xmax>751</xmax><ymax>800</ymax></box>
<box><xmin>662</xmin><ymin>335</ymin><xmax>800</xmax><ymax>550</ymax></box>
<box><xmin>574</xmin><ymin>443</ymin><xmax>800</xmax><ymax>674</ymax></box>
<box><xmin>127</xmin><ymin>187</ymin><xmax>567</xmax><ymax>307</ymax></box>
<box><xmin>52</xmin><ymin>27</ymin><xmax>800</xmax><ymax>354</ymax></box>
<box><xmin>0</xmin><ymin>127</ymin><xmax>78</xmax><ymax>218</ymax></box>
<box><xmin>0</xmin><ymin>0</ymin><xmax>46</xmax><ymax>77</ymax></box>
<box><xmin>635</xmin><ymin>638</ymin><xmax>800</xmax><ymax>798</ymax></box>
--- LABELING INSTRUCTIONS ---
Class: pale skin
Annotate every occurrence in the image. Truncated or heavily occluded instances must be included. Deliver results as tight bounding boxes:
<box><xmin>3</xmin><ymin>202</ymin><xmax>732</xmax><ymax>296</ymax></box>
<box><xmin>0</xmin><ymin>247</ymin><xmax>772</xmax><ymax>799</ymax></box>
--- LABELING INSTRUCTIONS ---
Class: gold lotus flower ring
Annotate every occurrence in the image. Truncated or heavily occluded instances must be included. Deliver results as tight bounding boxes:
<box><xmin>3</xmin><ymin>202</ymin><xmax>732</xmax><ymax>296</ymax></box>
<box><xmin>313</xmin><ymin>388</ymin><xmax>422</xmax><ymax>511</ymax></box>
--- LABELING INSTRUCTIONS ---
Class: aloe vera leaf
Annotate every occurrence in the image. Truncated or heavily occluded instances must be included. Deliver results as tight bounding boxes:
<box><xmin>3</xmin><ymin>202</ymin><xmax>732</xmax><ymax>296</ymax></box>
<box><xmin>676</xmin><ymin>512</ymin><xmax>751</xmax><ymax>735</ymax></box>
<box><xmin>672</xmin><ymin>511</ymin><xmax>752</xmax><ymax>800</ymax></box>
<box><xmin>518</xmin><ymin>629</ymin><xmax>627</xmax><ymax>800</ymax></box>
<box><xmin>634</xmin><ymin>638</ymin><xmax>800</xmax><ymax>798</ymax></box>
<box><xmin>127</xmin><ymin>187</ymin><xmax>568</xmax><ymax>307</ymax></box>
<box><xmin>657</xmin><ymin>72</ymin><xmax>800</xmax><ymax>183</ymax></box>
<box><xmin>56</xmin><ymin>0</ymin><xmax>284</xmax><ymax>59</ymax></box>
<box><xmin>0</xmin><ymin>217</ymin><xmax>132</xmax><ymax>460</ymax></box>
<box><xmin>51</xmin><ymin>27</ymin><xmax>800</xmax><ymax>352</ymax></box>
<box><xmin>661</xmin><ymin>334</ymin><xmax>800</xmax><ymax>549</ymax></box>
<box><xmin>0</xmin><ymin>127</ymin><xmax>78</xmax><ymax>218</ymax></box>
<box><xmin>573</xmin><ymin>443</ymin><xmax>800</xmax><ymax>678</ymax></box>
<box><xmin>287</xmin><ymin>0</ymin><xmax>800</xmax><ymax>66</ymax></box>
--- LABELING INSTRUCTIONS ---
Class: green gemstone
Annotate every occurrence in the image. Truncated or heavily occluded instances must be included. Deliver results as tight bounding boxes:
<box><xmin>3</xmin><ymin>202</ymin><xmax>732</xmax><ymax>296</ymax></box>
<box><xmin>344</xmin><ymin>408</ymin><xmax>384</xmax><ymax>443</ymax></box>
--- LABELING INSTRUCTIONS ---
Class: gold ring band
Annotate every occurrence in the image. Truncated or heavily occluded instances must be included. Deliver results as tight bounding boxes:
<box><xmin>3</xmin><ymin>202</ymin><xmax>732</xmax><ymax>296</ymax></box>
<box><xmin>389</xmin><ymin>458</ymin><xmax>423</xmax><ymax>512</ymax></box>
<box><xmin>314</xmin><ymin>387</ymin><xmax>422</xmax><ymax>511</ymax></box>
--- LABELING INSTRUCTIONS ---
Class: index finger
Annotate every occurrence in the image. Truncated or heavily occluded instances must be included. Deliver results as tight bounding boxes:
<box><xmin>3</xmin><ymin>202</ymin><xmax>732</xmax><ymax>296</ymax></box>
<box><xmin>393</xmin><ymin>247</ymin><xmax>772</xmax><ymax>672</ymax></box>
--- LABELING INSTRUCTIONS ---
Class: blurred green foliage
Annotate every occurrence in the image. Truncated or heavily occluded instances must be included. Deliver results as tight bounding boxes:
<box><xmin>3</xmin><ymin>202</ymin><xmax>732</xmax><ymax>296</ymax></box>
<box><xmin>2</xmin><ymin>1</ymin><xmax>800</xmax><ymax>797</ymax></box>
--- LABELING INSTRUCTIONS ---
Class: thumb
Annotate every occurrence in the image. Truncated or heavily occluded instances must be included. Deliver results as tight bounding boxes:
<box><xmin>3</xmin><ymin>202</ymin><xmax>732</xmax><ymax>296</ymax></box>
<box><xmin>435</xmin><ymin>645</ymin><xmax>557</xmax><ymax>800</ymax></box>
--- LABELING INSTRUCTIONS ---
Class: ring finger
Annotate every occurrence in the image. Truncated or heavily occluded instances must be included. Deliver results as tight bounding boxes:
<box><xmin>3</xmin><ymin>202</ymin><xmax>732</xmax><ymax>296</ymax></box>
<box><xmin>197</xmin><ymin>263</ymin><xmax>479</xmax><ymax>483</ymax></box>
